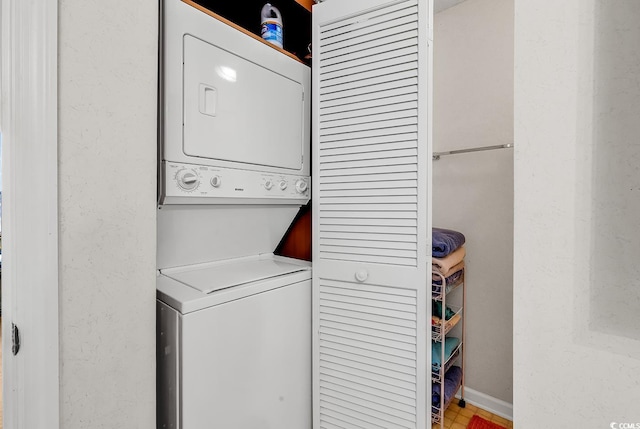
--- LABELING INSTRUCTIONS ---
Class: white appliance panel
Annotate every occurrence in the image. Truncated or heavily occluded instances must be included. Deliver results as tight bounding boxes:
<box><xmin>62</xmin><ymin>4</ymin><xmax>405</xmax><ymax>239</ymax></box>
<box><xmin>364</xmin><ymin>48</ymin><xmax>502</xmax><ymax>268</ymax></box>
<box><xmin>162</xmin><ymin>257</ymin><xmax>307</xmax><ymax>294</ymax></box>
<box><xmin>179</xmin><ymin>280</ymin><xmax>311</xmax><ymax>429</ymax></box>
<box><xmin>157</xmin><ymin>205</ymin><xmax>300</xmax><ymax>269</ymax></box>
<box><xmin>183</xmin><ymin>35</ymin><xmax>304</xmax><ymax>171</ymax></box>
<box><xmin>161</xmin><ymin>162</ymin><xmax>310</xmax><ymax>205</ymax></box>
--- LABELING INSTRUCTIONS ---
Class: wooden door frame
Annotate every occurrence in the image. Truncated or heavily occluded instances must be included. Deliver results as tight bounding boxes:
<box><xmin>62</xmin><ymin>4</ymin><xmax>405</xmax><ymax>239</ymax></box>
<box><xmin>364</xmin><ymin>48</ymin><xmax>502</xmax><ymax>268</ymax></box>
<box><xmin>0</xmin><ymin>0</ymin><xmax>60</xmax><ymax>428</ymax></box>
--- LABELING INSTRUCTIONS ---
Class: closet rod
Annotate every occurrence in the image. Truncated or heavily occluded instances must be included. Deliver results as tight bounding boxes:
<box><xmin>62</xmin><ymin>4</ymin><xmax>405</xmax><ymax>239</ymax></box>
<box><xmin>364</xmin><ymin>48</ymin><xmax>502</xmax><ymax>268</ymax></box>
<box><xmin>433</xmin><ymin>143</ymin><xmax>513</xmax><ymax>161</ymax></box>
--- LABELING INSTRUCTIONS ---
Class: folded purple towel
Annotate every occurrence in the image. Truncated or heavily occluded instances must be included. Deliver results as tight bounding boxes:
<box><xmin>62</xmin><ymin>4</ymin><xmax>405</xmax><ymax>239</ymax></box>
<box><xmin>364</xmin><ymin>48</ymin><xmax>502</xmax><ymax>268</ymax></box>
<box><xmin>432</xmin><ymin>366</ymin><xmax>463</xmax><ymax>407</ymax></box>
<box><xmin>432</xmin><ymin>227</ymin><xmax>466</xmax><ymax>258</ymax></box>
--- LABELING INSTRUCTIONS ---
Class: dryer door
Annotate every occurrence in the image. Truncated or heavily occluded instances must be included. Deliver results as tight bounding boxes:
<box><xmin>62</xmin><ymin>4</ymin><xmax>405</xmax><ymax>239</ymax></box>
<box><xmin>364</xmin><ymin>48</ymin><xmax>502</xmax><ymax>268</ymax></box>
<box><xmin>183</xmin><ymin>35</ymin><xmax>305</xmax><ymax>171</ymax></box>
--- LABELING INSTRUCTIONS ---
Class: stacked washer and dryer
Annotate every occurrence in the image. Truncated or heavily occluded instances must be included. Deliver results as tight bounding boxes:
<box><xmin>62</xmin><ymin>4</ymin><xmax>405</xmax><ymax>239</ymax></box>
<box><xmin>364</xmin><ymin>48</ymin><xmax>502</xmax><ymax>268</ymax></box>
<box><xmin>157</xmin><ymin>1</ymin><xmax>312</xmax><ymax>427</ymax></box>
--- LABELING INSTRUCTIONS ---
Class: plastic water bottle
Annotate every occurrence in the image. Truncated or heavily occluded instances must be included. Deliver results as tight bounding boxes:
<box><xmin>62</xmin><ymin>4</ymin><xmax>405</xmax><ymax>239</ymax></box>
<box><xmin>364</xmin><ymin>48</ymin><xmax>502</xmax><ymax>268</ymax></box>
<box><xmin>261</xmin><ymin>3</ymin><xmax>283</xmax><ymax>48</ymax></box>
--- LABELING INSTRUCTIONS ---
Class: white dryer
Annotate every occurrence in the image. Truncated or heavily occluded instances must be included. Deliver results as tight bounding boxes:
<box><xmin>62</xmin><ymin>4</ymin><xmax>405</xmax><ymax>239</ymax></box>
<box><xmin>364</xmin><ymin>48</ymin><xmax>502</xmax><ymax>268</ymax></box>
<box><xmin>157</xmin><ymin>0</ymin><xmax>312</xmax><ymax>428</ymax></box>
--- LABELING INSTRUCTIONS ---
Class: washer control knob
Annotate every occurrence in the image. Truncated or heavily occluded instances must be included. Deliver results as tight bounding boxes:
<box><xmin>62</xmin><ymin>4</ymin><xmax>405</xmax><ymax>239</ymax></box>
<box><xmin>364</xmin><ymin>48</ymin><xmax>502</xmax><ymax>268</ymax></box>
<box><xmin>177</xmin><ymin>169</ymin><xmax>200</xmax><ymax>191</ymax></box>
<box><xmin>295</xmin><ymin>179</ymin><xmax>308</xmax><ymax>194</ymax></box>
<box><xmin>210</xmin><ymin>175</ymin><xmax>222</xmax><ymax>188</ymax></box>
<box><xmin>279</xmin><ymin>180</ymin><xmax>288</xmax><ymax>190</ymax></box>
<box><xmin>264</xmin><ymin>179</ymin><xmax>274</xmax><ymax>190</ymax></box>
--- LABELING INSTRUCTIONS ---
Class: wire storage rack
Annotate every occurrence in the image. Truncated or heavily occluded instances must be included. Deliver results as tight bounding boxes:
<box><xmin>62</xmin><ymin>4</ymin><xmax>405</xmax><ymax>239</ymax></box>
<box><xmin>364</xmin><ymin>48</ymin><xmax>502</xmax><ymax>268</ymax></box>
<box><xmin>431</xmin><ymin>268</ymin><xmax>466</xmax><ymax>427</ymax></box>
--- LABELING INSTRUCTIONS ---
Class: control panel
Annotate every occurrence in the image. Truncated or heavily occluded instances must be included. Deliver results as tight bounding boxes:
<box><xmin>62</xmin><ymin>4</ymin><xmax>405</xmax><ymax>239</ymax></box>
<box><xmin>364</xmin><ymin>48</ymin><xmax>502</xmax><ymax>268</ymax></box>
<box><xmin>162</xmin><ymin>162</ymin><xmax>311</xmax><ymax>204</ymax></box>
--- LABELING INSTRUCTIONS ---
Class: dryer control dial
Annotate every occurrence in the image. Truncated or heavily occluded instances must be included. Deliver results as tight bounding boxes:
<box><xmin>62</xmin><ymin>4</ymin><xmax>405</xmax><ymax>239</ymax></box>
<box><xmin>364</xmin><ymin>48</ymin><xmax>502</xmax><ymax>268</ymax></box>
<box><xmin>176</xmin><ymin>168</ymin><xmax>200</xmax><ymax>192</ymax></box>
<box><xmin>295</xmin><ymin>179</ymin><xmax>308</xmax><ymax>194</ymax></box>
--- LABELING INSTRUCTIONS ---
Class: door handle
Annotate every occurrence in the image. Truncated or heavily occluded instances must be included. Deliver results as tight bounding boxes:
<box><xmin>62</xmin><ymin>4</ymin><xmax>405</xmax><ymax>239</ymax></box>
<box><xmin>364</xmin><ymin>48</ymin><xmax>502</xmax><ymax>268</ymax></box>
<box><xmin>355</xmin><ymin>270</ymin><xmax>368</xmax><ymax>283</ymax></box>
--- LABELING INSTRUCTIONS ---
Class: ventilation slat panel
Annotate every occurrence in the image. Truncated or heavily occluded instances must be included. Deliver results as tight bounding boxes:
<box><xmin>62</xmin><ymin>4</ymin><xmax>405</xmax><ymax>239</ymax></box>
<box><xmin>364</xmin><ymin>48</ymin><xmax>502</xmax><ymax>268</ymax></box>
<box><xmin>321</xmin><ymin>17</ymin><xmax>418</xmax><ymax>56</ymax></box>
<box><xmin>319</xmin><ymin>133</ymin><xmax>418</xmax><ymax>151</ymax></box>
<box><xmin>320</xmin><ymin>92</ymin><xmax>418</xmax><ymax>117</ymax></box>
<box><xmin>320</xmin><ymin>83</ymin><xmax>418</xmax><ymax>109</ymax></box>
<box><xmin>320</xmin><ymin>3</ymin><xmax>417</xmax><ymax>36</ymax></box>
<box><xmin>320</xmin><ymin>179</ymin><xmax>418</xmax><ymax>191</ymax></box>
<box><xmin>320</xmin><ymin>334</ymin><xmax>416</xmax><ymax>362</ymax></box>
<box><xmin>314</xmin><ymin>1</ymin><xmax>428</xmax><ymax>428</ymax></box>
<box><xmin>321</xmin><ymin>101</ymin><xmax>418</xmax><ymax>125</ymax></box>
<box><xmin>320</xmin><ymin>232</ymin><xmax>417</xmax><ymax>244</ymax></box>
<box><xmin>319</xmin><ymin>76</ymin><xmax>419</xmax><ymax>103</ymax></box>
<box><xmin>320</xmin><ymin>44</ymin><xmax>418</xmax><ymax>76</ymax></box>
<box><xmin>320</xmin><ymin>386</ymin><xmax>416</xmax><ymax>422</ymax></box>
<box><xmin>321</xmin><ymin>109</ymin><xmax>418</xmax><ymax>131</ymax></box>
<box><xmin>321</xmin><ymin>61</ymin><xmax>418</xmax><ymax>92</ymax></box>
<box><xmin>319</xmin><ymin>336</ymin><xmax>416</xmax><ymax>367</ymax></box>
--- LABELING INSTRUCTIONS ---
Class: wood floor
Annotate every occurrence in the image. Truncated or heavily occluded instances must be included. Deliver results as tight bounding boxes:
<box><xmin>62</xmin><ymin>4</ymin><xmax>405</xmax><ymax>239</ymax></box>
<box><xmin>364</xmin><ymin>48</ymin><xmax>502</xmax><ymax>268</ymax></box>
<box><xmin>432</xmin><ymin>399</ymin><xmax>513</xmax><ymax>429</ymax></box>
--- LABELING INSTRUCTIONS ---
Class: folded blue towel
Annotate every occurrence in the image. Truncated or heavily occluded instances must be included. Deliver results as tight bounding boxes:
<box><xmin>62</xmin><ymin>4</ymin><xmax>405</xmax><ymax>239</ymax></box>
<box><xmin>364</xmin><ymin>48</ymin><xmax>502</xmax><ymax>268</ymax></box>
<box><xmin>432</xmin><ymin>366</ymin><xmax>463</xmax><ymax>407</ymax></box>
<box><xmin>432</xmin><ymin>227</ymin><xmax>466</xmax><ymax>258</ymax></box>
<box><xmin>432</xmin><ymin>337</ymin><xmax>460</xmax><ymax>371</ymax></box>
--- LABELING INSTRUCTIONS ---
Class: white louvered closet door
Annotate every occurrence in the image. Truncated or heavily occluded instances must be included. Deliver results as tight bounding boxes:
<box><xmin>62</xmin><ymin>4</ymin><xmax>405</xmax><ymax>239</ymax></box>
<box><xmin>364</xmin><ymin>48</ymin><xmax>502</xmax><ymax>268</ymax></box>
<box><xmin>312</xmin><ymin>1</ymin><xmax>433</xmax><ymax>428</ymax></box>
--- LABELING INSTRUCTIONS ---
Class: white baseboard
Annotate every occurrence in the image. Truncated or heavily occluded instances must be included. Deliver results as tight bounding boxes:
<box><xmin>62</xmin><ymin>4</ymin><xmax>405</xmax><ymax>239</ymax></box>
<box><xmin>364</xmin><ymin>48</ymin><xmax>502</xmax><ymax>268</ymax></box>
<box><xmin>456</xmin><ymin>387</ymin><xmax>513</xmax><ymax>421</ymax></box>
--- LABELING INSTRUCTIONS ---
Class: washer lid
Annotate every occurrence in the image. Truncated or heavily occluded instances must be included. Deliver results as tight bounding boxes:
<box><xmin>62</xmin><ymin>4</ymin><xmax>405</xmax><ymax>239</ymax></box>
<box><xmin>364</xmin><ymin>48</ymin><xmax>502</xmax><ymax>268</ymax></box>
<box><xmin>161</xmin><ymin>256</ymin><xmax>309</xmax><ymax>294</ymax></box>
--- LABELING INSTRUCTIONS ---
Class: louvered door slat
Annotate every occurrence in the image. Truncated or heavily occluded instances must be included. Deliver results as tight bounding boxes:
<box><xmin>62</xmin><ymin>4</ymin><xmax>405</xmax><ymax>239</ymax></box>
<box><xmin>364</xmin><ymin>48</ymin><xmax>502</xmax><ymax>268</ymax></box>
<box><xmin>320</xmin><ymin>336</ymin><xmax>416</xmax><ymax>363</ymax></box>
<box><xmin>320</xmin><ymin>179</ymin><xmax>418</xmax><ymax>191</ymax></box>
<box><xmin>321</xmin><ymin>18</ymin><xmax>417</xmax><ymax>55</ymax></box>
<box><xmin>320</xmin><ymin>413</ymin><xmax>379</xmax><ymax>429</ymax></box>
<box><xmin>320</xmin><ymin>150</ymin><xmax>418</xmax><ymax>167</ymax></box>
<box><xmin>321</xmin><ymin>101</ymin><xmax>418</xmax><ymax>125</ymax></box>
<box><xmin>320</xmin><ymin>225</ymin><xmax>417</xmax><ymax>237</ymax></box>
<box><xmin>320</xmin><ymin>68</ymin><xmax>418</xmax><ymax>97</ymax></box>
<box><xmin>320</xmin><ymin>84</ymin><xmax>418</xmax><ymax>110</ymax></box>
<box><xmin>320</xmin><ymin>2</ymin><xmax>416</xmax><ymax>35</ymax></box>
<box><xmin>320</xmin><ymin>231</ymin><xmax>417</xmax><ymax>242</ymax></box>
<box><xmin>313</xmin><ymin>1</ymin><xmax>430</xmax><ymax>428</ymax></box>
<box><xmin>319</xmin><ymin>133</ymin><xmax>418</xmax><ymax>151</ymax></box>
<box><xmin>321</xmin><ymin>109</ymin><xmax>418</xmax><ymax>131</ymax></box>
<box><xmin>320</xmin><ymin>45</ymin><xmax>418</xmax><ymax>77</ymax></box>
<box><xmin>321</xmin><ymin>380</ymin><xmax>415</xmax><ymax>413</ymax></box>
<box><xmin>318</xmin><ymin>236</ymin><xmax>417</xmax><ymax>249</ymax></box>
<box><xmin>322</xmin><ymin>30</ymin><xmax>419</xmax><ymax>66</ymax></box>
<box><xmin>320</xmin><ymin>401</ymin><xmax>409</xmax><ymax>429</ymax></box>
<box><xmin>320</xmin><ymin>76</ymin><xmax>419</xmax><ymax>103</ymax></box>
<box><xmin>320</xmin><ymin>189</ymin><xmax>418</xmax><ymax>199</ymax></box>
<box><xmin>321</xmin><ymin>386</ymin><xmax>416</xmax><ymax>422</ymax></box>
<box><xmin>319</xmin><ymin>335</ymin><xmax>416</xmax><ymax>366</ymax></box>
<box><xmin>321</xmin><ymin>60</ymin><xmax>418</xmax><ymax>92</ymax></box>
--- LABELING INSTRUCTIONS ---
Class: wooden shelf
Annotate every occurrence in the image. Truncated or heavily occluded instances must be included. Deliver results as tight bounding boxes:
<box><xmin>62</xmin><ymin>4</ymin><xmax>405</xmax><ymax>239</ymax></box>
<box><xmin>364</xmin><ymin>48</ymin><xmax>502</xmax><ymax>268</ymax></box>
<box><xmin>184</xmin><ymin>0</ymin><xmax>311</xmax><ymax>65</ymax></box>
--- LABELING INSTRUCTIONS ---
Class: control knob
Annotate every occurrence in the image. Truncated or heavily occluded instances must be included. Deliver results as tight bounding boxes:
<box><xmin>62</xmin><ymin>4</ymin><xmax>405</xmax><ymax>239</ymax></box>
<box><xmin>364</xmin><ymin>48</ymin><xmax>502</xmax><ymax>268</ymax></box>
<box><xmin>176</xmin><ymin>169</ymin><xmax>200</xmax><ymax>191</ymax></box>
<box><xmin>279</xmin><ymin>180</ymin><xmax>288</xmax><ymax>190</ymax></box>
<box><xmin>295</xmin><ymin>179</ymin><xmax>308</xmax><ymax>194</ymax></box>
<box><xmin>210</xmin><ymin>175</ymin><xmax>222</xmax><ymax>188</ymax></box>
<box><xmin>264</xmin><ymin>179</ymin><xmax>274</xmax><ymax>190</ymax></box>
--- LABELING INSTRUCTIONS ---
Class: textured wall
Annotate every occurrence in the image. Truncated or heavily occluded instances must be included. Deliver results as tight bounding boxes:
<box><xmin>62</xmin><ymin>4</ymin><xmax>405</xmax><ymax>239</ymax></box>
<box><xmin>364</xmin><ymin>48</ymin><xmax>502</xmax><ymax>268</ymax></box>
<box><xmin>514</xmin><ymin>0</ymin><xmax>640</xmax><ymax>426</ymax></box>
<box><xmin>433</xmin><ymin>0</ymin><xmax>514</xmax><ymax>404</ymax></box>
<box><xmin>58</xmin><ymin>0</ymin><xmax>157</xmax><ymax>427</ymax></box>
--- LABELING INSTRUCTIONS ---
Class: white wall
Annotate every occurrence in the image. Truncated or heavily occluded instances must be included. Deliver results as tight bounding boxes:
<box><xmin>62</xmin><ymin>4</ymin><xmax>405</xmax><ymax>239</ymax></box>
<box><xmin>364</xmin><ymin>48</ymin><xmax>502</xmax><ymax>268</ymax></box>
<box><xmin>514</xmin><ymin>0</ymin><xmax>640</xmax><ymax>426</ymax></box>
<box><xmin>433</xmin><ymin>0</ymin><xmax>514</xmax><ymax>405</ymax></box>
<box><xmin>58</xmin><ymin>0</ymin><xmax>158</xmax><ymax>427</ymax></box>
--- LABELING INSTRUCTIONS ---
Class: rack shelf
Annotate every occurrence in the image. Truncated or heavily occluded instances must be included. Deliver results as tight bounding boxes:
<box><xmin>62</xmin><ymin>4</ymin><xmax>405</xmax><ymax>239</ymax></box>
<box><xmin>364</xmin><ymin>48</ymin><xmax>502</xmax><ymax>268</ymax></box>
<box><xmin>432</xmin><ymin>304</ymin><xmax>463</xmax><ymax>341</ymax></box>
<box><xmin>431</xmin><ymin>343</ymin><xmax>462</xmax><ymax>383</ymax></box>
<box><xmin>431</xmin><ymin>267</ymin><xmax>466</xmax><ymax>427</ymax></box>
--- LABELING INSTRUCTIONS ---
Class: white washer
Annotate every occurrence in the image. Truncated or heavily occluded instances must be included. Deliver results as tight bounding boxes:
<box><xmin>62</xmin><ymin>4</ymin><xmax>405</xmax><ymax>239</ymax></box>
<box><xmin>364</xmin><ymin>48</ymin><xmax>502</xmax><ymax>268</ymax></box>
<box><xmin>157</xmin><ymin>255</ymin><xmax>311</xmax><ymax>429</ymax></box>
